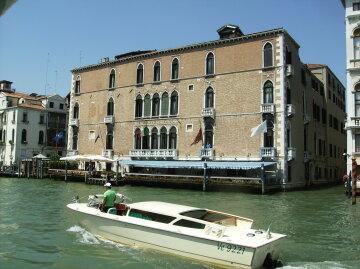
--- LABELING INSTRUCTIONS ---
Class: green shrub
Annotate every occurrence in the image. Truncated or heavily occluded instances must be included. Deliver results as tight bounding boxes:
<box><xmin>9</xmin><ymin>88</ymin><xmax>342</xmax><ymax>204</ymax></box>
<box><xmin>48</xmin><ymin>161</ymin><xmax>78</xmax><ymax>170</ymax></box>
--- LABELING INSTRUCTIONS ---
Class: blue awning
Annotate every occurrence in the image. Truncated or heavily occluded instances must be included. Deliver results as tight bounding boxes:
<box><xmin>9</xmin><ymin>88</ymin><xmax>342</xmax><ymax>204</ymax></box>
<box><xmin>118</xmin><ymin>160</ymin><xmax>277</xmax><ymax>170</ymax></box>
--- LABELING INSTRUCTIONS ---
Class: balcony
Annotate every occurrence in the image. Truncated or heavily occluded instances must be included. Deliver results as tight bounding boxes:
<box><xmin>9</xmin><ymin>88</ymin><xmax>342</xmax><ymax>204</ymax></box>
<box><xmin>260</xmin><ymin>104</ymin><xmax>275</xmax><ymax>114</ymax></box>
<box><xmin>201</xmin><ymin>107</ymin><xmax>215</xmax><ymax>119</ymax></box>
<box><xmin>286</xmin><ymin>104</ymin><xmax>295</xmax><ymax>117</ymax></box>
<box><xmin>69</xmin><ymin>118</ymin><xmax>79</xmax><ymax>127</ymax></box>
<box><xmin>260</xmin><ymin>147</ymin><xmax>276</xmax><ymax>158</ymax></box>
<box><xmin>200</xmin><ymin>148</ymin><xmax>215</xmax><ymax>160</ymax></box>
<box><xmin>67</xmin><ymin>150</ymin><xmax>78</xmax><ymax>156</ymax></box>
<box><xmin>287</xmin><ymin>147</ymin><xmax>296</xmax><ymax>161</ymax></box>
<box><xmin>104</xmin><ymin>115</ymin><xmax>114</xmax><ymax>125</ymax></box>
<box><xmin>102</xmin><ymin>149</ymin><xmax>114</xmax><ymax>158</ymax></box>
<box><xmin>129</xmin><ymin>149</ymin><xmax>178</xmax><ymax>159</ymax></box>
<box><xmin>347</xmin><ymin>117</ymin><xmax>360</xmax><ymax>129</ymax></box>
<box><xmin>304</xmin><ymin>151</ymin><xmax>313</xmax><ymax>162</ymax></box>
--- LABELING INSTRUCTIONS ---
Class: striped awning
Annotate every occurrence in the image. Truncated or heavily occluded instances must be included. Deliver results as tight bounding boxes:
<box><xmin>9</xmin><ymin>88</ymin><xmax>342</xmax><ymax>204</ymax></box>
<box><xmin>118</xmin><ymin>160</ymin><xmax>277</xmax><ymax>170</ymax></box>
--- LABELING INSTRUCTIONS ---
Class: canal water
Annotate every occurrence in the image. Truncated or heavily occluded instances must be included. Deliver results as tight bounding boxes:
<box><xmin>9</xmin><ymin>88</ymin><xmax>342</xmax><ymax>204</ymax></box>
<box><xmin>0</xmin><ymin>177</ymin><xmax>359</xmax><ymax>269</ymax></box>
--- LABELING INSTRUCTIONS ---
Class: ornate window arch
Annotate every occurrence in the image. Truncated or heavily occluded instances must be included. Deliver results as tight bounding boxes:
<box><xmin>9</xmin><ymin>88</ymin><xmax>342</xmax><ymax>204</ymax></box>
<box><xmin>72</xmin><ymin>127</ymin><xmax>78</xmax><ymax>150</ymax></box>
<box><xmin>205</xmin><ymin>87</ymin><xmax>214</xmax><ymax>108</ymax></box>
<box><xmin>152</xmin><ymin>93</ymin><xmax>160</xmax><ymax>117</ymax></box>
<box><xmin>151</xmin><ymin>127</ymin><xmax>158</xmax><ymax>149</ymax></box>
<box><xmin>354</xmin><ymin>28</ymin><xmax>360</xmax><ymax>59</ymax></box>
<box><xmin>134</xmin><ymin>128</ymin><xmax>141</xmax><ymax>149</ymax></box>
<box><xmin>106</xmin><ymin>125</ymin><xmax>113</xmax><ymax>150</ymax></box>
<box><xmin>161</xmin><ymin>92</ymin><xmax>169</xmax><ymax>116</ymax></box>
<box><xmin>73</xmin><ymin>103</ymin><xmax>80</xmax><ymax>119</ymax></box>
<box><xmin>171</xmin><ymin>58</ymin><xmax>179</xmax><ymax>80</ymax></box>
<box><xmin>107</xmin><ymin>97</ymin><xmax>114</xmax><ymax>116</ymax></box>
<box><xmin>136</xmin><ymin>63</ymin><xmax>144</xmax><ymax>84</ymax></box>
<box><xmin>204</xmin><ymin>124</ymin><xmax>213</xmax><ymax>148</ymax></box>
<box><xmin>160</xmin><ymin>126</ymin><xmax>168</xmax><ymax>149</ymax></box>
<box><xmin>169</xmin><ymin>126</ymin><xmax>177</xmax><ymax>149</ymax></box>
<box><xmin>135</xmin><ymin>95</ymin><xmax>143</xmax><ymax>118</ymax></box>
<box><xmin>263</xmin><ymin>42</ymin><xmax>273</xmax><ymax>68</ymax></box>
<box><xmin>263</xmin><ymin>80</ymin><xmax>274</xmax><ymax>104</ymax></box>
<box><xmin>170</xmin><ymin>91</ymin><xmax>178</xmax><ymax>116</ymax></box>
<box><xmin>206</xmin><ymin>52</ymin><xmax>215</xmax><ymax>75</ymax></box>
<box><xmin>109</xmin><ymin>69</ymin><xmax>116</xmax><ymax>88</ymax></box>
<box><xmin>144</xmin><ymin>94</ymin><xmax>151</xmax><ymax>117</ymax></box>
<box><xmin>153</xmin><ymin>61</ymin><xmax>161</xmax><ymax>82</ymax></box>
<box><xmin>75</xmin><ymin>75</ymin><xmax>81</xmax><ymax>94</ymax></box>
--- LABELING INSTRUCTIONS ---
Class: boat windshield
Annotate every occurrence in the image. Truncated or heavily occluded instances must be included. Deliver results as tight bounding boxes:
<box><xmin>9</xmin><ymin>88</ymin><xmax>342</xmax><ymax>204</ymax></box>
<box><xmin>181</xmin><ymin>210</ymin><xmax>237</xmax><ymax>226</ymax></box>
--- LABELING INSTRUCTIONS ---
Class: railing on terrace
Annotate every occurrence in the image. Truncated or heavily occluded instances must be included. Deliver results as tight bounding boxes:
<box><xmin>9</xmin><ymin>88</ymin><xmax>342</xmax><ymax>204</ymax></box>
<box><xmin>200</xmin><ymin>148</ymin><xmax>215</xmax><ymax>159</ymax></box>
<box><xmin>129</xmin><ymin>149</ymin><xmax>178</xmax><ymax>159</ymax></box>
<box><xmin>260</xmin><ymin>147</ymin><xmax>276</xmax><ymax>158</ymax></box>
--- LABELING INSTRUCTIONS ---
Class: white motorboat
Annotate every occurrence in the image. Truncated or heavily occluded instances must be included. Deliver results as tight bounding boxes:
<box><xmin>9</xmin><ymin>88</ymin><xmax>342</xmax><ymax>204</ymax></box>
<box><xmin>67</xmin><ymin>194</ymin><xmax>286</xmax><ymax>268</ymax></box>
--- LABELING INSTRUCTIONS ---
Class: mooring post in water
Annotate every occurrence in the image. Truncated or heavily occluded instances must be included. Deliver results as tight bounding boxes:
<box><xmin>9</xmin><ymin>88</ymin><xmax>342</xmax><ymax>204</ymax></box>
<box><xmin>203</xmin><ymin>163</ymin><xmax>207</xmax><ymax>191</ymax></box>
<box><xmin>261</xmin><ymin>164</ymin><xmax>265</xmax><ymax>194</ymax></box>
<box><xmin>347</xmin><ymin>170</ymin><xmax>352</xmax><ymax>198</ymax></box>
<box><xmin>64</xmin><ymin>161</ymin><xmax>67</xmax><ymax>182</ymax></box>
<box><xmin>352</xmin><ymin>156</ymin><xmax>357</xmax><ymax>205</ymax></box>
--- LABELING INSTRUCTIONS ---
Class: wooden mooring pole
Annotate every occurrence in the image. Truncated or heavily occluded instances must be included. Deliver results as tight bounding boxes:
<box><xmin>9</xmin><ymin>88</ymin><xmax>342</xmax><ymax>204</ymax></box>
<box><xmin>352</xmin><ymin>156</ymin><xmax>357</xmax><ymax>205</ymax></box>
<box><xmin>203</xmin><ymin>163</ymin><xmax>207</xmax><ymax>191</ymax></box>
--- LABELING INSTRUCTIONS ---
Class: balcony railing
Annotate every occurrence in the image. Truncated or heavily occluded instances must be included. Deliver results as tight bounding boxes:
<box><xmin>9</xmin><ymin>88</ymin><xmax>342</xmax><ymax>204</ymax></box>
<box><xmin>201</xmin><ymin>107</ymin><xmax>215</xmax><ymax>119</ymax></box>
<box><xmin>69</xmin><ymin>118</ymin><xmax>79</xmax><ymax>127</ymax></box>
<box><xmin>129</xmin><ymin>149</ymin><xmax>178</xmax><ymax>159</ymax></box>
<box><xmin>348</xmin><ymin>117</ymin><xmax>360</xmax><ymax>128</ymax></box>
<box><xmin>260</xmin><ymin>104</ymin><xmax>275</xmax><ymax>114</ymax></box>
<box><xmin>286</xmin><ymin>104</ymin><xmax>295</xmax><ymax>117</ymax></box>
<box><xmin>287</xmin><ymin>147</ymin><xmax>296</xmax><ymax>161</ymax></box>
<box><xmin>260</xmin><ymin>147</ymin><xmax>276</xmax><ymax>158</ymax></box>
<box><xmin>200</xmin><ymin>148</ymin><xmax>215</xmax><ymax>160</ymax></box>
<box><xmin>102</xmin><ymin>149</ymin><xmax>114</xmax><ymax>158</ymax></box>
<box><xmin>104</xmin><ymin>115</ymin><xmax>114</xmax><ymax>125</ymax></box>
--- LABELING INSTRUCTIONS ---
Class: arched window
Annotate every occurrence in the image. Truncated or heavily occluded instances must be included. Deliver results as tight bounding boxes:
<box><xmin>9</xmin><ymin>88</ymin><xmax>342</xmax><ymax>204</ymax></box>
<box><xmin>169</xmin><ymin>127</ymin><xmax>177</xmax><ymax>149</ymax></box>
<box><xmin>152</xmin><ymin>93</ymin><xmax>160</xmax><ymax>117</ymax></box>
<box><xmin>109</xmin><ymin>69</ymin><xmax>116</xmax><ymax>88</ymax></box>
<box><xmin>72</xmin><ymin>127</ymin><xmax>78</xmax><ymax>150</ymax></box>
<box><xmin>264</xmin><ymin>117</ymin><xmax>274</xmax><ymax>147</ymax></box>
<box><xmin>263</xmin><ymin>81</ymin><xmax>274</xmax><ymax>104</ymax></box>
<box><xmin>73</xmin><ymin>103</ymin><xmax>79</xmax><ymax>119</ymax></box>
<box><xmin>107</xmin><ymin>97</ymin><xmax>114</xmax><ymax>116</ymax></box>
<box><xmin>204</xmin><ymin>124</ymin><xmax>213</xmax><ymax>148</ymax></box>
<box><xmin>355</xmin><ymin>84</ymin><xmax>360</xmax><ymax>117</ymax></box>
<box><xmin>160</xmin><ymin>127</ymin><xmax>167</xmax><ymax>149</ymax></box>
<box><xmin>134</xmin><ymin>128</ymin><xmax>141</xmax><ymax>149</ymax></box>
<box><xmin>106</xmin><ymin>126</ymin><xmax>113</xmax><ymax>150</ymax></box>
<box><xmin>206</xmin><ymin>52</ymin><xmax>215</xmax><ymax>75</ymax></box>
<box><xmin>170</xmin><ymin>91</ymin><xmax>178</xmax><ymax>116</ymax></box>
<box><xmin>161</xmin><ymin>92</ymin><xmax>169</xmax><ymax>116</ymax></box>
<box><xmin>354</xmin><ymin>28</ymin><xmax>360</xmax><ymax>59</ymax></box>
<box><xmin>135</xmin><ymin>95</ymin><xmax>143</xmax><ymax>118</ymax></box>
<box><xmin>144</xmin><ymin>94</ymin><xmax>151</xmax><ymax>117</ymax></box>
<box><xmin>142</xmin><ymin>127</ymin><xmax>150</xmax><ymax>149</ymax></box>
<box><xmin>205</xmin><ymin>87</ymin><xmax>214</xmax><ymax>108</ymax></box>
<box><xmin>153</xmin><ymin>61</ymin><xmax>161</xmax><ymax>82</ymax></box>
<box><xmin>75</xmin><ymin>76</ymin><xmax>81</xmax><ymax>94</ymax></box>
<box><xmin>21</xmin><ymin>129</ymin><xmax>27</xmax><ymax>143</ymax></box>
<box><xmin>136</xmin><ymin>64</ymin><xmax>144</xmax><ymax>84</ymax></box>
<box><xmin>171</xmin><ymin>58</ymin><xmax>179</xmax><ymax>80</ymax></box>
<box><xmin>263</xmin><ymin>43</ymin><xmax>273</xmax><ymax>68</ymax></box>
<box><xmin>38</xmin><ymin>130</ymin><xmax>44</xmax><ymax>144</ymax></box>
<box><xmin>151</xmin><ymin>127</ymin><xmax>158</xmax><ymax>149</ymax></box>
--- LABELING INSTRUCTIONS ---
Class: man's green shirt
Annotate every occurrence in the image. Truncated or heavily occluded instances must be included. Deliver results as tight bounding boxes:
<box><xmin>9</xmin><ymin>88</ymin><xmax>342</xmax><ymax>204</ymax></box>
<box><xmin>104</xmin><ymin>190</ymin><xmax>116</xmax><ymax>207</ymax></box>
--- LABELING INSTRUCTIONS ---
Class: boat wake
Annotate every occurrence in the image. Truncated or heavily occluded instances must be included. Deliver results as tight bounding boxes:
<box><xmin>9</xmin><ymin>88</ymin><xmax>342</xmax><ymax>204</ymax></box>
<box><xmin>283</xmin><ymin>260</ymin><xmax>351</xmax><ymax>269</ymax></box>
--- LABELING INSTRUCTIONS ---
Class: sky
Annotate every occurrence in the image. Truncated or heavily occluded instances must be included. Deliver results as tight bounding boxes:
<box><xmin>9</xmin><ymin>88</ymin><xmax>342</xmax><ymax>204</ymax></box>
<box><xmin>0</xmin><ymin>0</ymin><xmax>345</xmax><ymax>98</ymax></box>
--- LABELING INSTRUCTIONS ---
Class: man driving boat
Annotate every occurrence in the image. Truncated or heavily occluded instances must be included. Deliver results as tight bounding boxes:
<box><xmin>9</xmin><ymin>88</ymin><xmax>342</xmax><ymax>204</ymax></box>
<box><xmin>101</xmin><ymin>182</ymin><xmax>116</xmax><ymax>213</ymax></box>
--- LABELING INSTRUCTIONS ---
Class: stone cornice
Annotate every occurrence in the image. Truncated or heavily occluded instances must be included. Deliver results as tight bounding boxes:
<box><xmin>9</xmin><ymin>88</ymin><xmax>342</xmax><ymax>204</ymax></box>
<box><xmin>71</xmin><ymin>28</ymin><xmax>295</xmax><ymax>73</ymax></box>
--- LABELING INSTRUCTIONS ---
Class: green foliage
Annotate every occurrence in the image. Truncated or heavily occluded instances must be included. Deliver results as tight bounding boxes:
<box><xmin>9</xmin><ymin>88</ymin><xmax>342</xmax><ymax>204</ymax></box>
<box><xmin>49</xmin><ymin>154</ymin><xmax>61</xmax><ymax>161</ymax></box>
<box><xmin>48</xmin><ymin>161</ymin><xmax>78</xmax><ymax>170</ymax></box>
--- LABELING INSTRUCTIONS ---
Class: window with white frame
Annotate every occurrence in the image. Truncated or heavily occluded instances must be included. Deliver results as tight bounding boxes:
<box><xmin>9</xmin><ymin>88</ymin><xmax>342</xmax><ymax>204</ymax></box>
<box><xmin>109</xmin><ymin>69</ymin><xmax>116</xmax><ymax>88</ymax></box>
<box><xmin>263</xmin><ymin>43</ymin><xmax>273</xmax><ymax>68</ymax></box>
<box><xmin>354</xmin><ymin>28</ymin><xmax>360</xmax><ymax>59</ymax></box>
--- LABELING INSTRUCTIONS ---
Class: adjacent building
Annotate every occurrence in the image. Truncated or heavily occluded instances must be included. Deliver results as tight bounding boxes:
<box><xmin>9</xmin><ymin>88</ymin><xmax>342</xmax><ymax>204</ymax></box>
<box><xmin>0</xmin><ymin>80</ymin><xmax>67</xmax><ymax>169</ymax></box>
<box><xmin>67</xmin><ymin>25</ymin><xmax>346</xmax><ymax>190</ymax></box>
<box><xmin>341</xmin><ymin>0</ymin><xmax>360</xmax><ymax>173</ymax></box>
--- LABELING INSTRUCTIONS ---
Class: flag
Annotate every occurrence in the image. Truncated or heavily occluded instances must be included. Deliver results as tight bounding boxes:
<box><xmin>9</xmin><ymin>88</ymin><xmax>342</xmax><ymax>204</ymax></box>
<box><xmin>191</xmin><ymin>127</ymin><xmax>203</xmax><ymax>146</ymax></box>
<box><xmin>250</xmin><ymin>120</ymin><xmax>267</xmax><ymax>137</ymax></box>
<box><xmin>53</xmin><ymin>131</ymin><xmax>64</xmax><ymax>142</ymax></box>
<box><xmin>137</xmin><ymin>130</ymin><xmax>141</xmax><ymax>138</ymax></box>
<box><xmin>94</xmin><ymin>134</ymin><xmax>100</xmax><ymax>143</ymax></box>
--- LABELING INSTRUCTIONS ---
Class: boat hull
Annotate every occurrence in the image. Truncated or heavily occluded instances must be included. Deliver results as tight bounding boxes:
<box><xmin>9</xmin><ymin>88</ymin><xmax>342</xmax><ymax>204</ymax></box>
<box><xmin>69</xmin><ymin>205</ymin><xmax>283</xmax><ymax>268</ymax></box>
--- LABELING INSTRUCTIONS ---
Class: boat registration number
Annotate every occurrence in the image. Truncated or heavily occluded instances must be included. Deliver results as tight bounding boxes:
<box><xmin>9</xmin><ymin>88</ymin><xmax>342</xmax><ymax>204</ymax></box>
<box><xmin>217</xmin><ymin>242</ymin><xmax>246</xmax><ymax>254</ymax></box>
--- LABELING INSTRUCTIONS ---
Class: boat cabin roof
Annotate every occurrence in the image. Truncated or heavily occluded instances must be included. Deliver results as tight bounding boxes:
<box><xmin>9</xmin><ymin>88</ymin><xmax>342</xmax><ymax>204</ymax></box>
<box><xmin>130</xmin><ymin>201</ymin><xmax>201</xmax><ymax>216</ymax></box>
